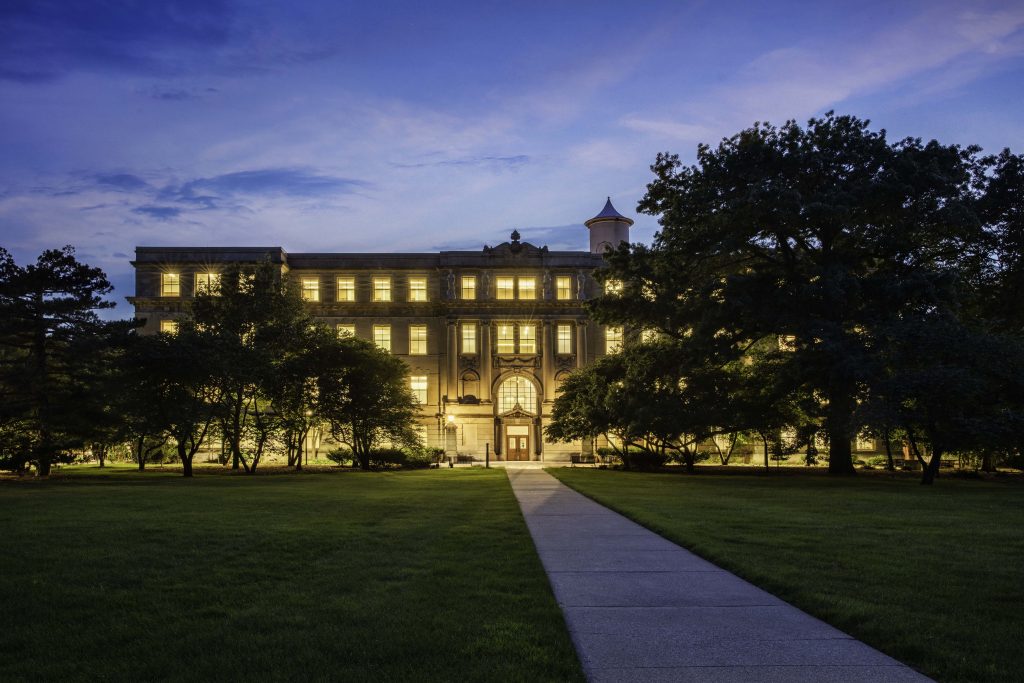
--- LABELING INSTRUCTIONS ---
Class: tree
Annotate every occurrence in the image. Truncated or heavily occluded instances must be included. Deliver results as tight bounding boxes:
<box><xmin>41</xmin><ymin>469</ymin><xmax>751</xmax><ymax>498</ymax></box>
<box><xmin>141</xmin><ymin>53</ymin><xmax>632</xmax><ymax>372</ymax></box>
<box><xmin>0</xmin><ymin>247</ymin><xmax>118</xmax><ymax>476</ymax></box>
<box><xmin>186</xmin><ymin>262</ymin><xmax>308</xmax><ymax>473</ymax></box>
<box><xmin>594</xmin><ymin>113</ymin><xmax>989</xmax><ymax>475</ymax></box>
<box><xmin>118</xmin><ymin>329</ymin><xmax>222</xmax><ymax>476</ymax></box>
<box><xmin>321</xmin><ymin>336</ymin><xmax>419</xmax><ymax>470</ymax></box>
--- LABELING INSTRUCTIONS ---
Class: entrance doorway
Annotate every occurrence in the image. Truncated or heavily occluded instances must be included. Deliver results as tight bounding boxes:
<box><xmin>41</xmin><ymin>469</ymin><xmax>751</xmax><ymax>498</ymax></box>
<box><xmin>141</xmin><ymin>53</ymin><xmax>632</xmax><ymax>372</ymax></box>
<box><xmin>506</xmin><ymin>425</ymin><xmax>530</xmax><ymax>461</ymax></box>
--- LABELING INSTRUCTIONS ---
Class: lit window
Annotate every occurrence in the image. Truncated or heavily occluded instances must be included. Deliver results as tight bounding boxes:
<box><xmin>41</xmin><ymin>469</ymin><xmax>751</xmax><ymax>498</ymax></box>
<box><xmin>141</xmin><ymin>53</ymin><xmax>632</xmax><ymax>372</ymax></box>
<box><xmin>409</xmin><ymin>277</ymin><xmax>428</xmax><ymax>302</ymax></box>
<box><xmin>410</xmin><ymin>376</ymin><xmax>428</xmax><ymax>405</ymax></box>
<box><xmin>336</xmin><ymin>277</ymin><xmax>355</xmax><ymax>302</ymax></box>
<box><xmin>496</xmin><ymin>276</ymin><xmax>514</xmax><ymax>300</ymax></box>
<box><xmin>409</xmin><ymin>325</ymin><xmax>428</xmax><ymax>355</ymax></box>
<box><xmin>373</xmin><ymin>277</ymin><xmax>391</xmax><ymax>302</ymax></box>
<box><xmin>556</xmin><ymin>324</ymin><xmax>572</xmax><ymax>354</ymax></box>
<box><xmin>518</xmin><ymin>277</ymin><xmax>536</xmax><ymax>300</ymax></box>
<box><xmin>605</xmin><ymin>326</ymin><xmax>623</xmax><ymax>354</ymax></box>
<box><xmin>161</xmin><ymin>272</ymin><xmax>180</xmax><ymax>297</ymax></box>
<box><xmin>779</xmin><ymin>335</ymin><xmax>797</xmax><ymax>352</ymax></box>
<box><xmin>238</xmin><ymin>273</ymin><xmax>255</xmax><ymax>290</ymax></box>
<box><xmin>519</xmin><ymin>325</ymin><xmax>536</xmax><ymax>353</ymax></box>
<box><xmin>337</xmin><ymin>323</ymin><xmax>355</xmax><ymax>338</ymax></box>
<box><xmin>159</xmin><ymin>319</ymin><xmax>179</xmax><ymax>334</ymax></box>
<box><xmin>641</xmin><ymin>328</ymin><xmax>658</xmax><ymax>343</ymax></box>
<box><xmin>498</xmin><ymin>376</ymin><xmax>536</xmax><ymax>414</ymax></box>
<box><xmin>373</xmin><ymin>324</ymin><xmax>391</xmax><ymax>351</ymax></box>
<box><xmin>556</xmin><ymin>276</ymin><xmax>572</xmax><ymax>300</ymax></box>
<box><xmin>497</xmin><ymin>324</ymin><xmax>515</xmax><ymax>353</ymax></box>
<box><xmin>195</xmin><ymin>272</ymin><xmax>220</xmax><ymax>295</ymax></box>
<box><xmin>301</xmin><ymin>277</ymin><xmax>320</xmax><ymax>302</ymax></box>
<box><xmin>462</xmin><ymin>324</ymin><xmax>477</xmax><ymax>354</ymax></box>
<box><xmin>604</xmin><ymin>279</ymin><xmax>622</xmax><ymax>294</ymax></box>
<box><xmin>461</xmin><ymin>276</ymin><xmax>476</xmax><ymax>300</ymax></box>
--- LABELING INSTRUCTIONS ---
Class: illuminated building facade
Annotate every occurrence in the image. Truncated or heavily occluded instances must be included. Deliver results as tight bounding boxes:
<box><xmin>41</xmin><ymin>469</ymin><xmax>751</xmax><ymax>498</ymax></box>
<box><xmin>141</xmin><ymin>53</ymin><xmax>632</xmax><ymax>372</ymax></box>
<box><xmin>129</xmin><ymin>199</ymin><xmax>634</xmax><ymax>461</ymax></box>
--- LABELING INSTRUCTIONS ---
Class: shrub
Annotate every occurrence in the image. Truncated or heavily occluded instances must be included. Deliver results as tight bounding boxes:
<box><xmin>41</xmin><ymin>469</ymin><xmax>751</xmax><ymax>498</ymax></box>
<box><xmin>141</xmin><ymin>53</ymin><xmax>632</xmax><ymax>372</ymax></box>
<box><xmin>402</xmin><ymin>451</ymin><xmax>435</xmax><ymax>469</ymax></box>
<box><xmin>326</xmin><ymin>448</ymin><xmax>353</xmax><ymax>466</ymax></box>
<box><xmin>622</xmin><ymin>450</ymin><xmax>668</xmax><ymax>471</ymax></box>
<box><xmin>369</xmin><ymin>448</ymin><xmax>407</xmax><ymax>468</ymax></box>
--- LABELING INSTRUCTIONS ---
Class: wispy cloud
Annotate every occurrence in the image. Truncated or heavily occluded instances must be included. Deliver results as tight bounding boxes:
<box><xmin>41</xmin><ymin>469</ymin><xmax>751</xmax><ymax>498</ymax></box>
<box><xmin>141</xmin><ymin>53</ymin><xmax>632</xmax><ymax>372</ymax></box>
<box><xmin>393</xmin><ymin>154</ymin><xmax>530</xmax><ymax>170</ymax></box>
<box><xmin>132</xmin><ymin>206</ymin><xmax>181</xmax><ymax>220</ymax></box>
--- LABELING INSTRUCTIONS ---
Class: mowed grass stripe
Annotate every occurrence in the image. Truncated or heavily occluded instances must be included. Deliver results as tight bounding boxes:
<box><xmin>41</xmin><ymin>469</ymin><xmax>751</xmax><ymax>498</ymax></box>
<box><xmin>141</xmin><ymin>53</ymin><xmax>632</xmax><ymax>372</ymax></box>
<box><xmin>551</xmin><ymin>469</ymin><xmax>1024</xmax><ymax>683</ymax></box>
<box><xmin>0</xmin><ymin>469</ymin><xmax>584</xmax><ymax>682</ymax></box>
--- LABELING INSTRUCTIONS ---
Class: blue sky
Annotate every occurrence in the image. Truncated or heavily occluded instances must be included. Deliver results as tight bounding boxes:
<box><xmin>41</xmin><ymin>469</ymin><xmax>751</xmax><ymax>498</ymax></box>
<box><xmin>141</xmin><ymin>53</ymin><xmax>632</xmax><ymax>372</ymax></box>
<box><xmin>1</xmin><ymin>0</ymin><xmax>1022</xmax><ymax>316</ymax></box>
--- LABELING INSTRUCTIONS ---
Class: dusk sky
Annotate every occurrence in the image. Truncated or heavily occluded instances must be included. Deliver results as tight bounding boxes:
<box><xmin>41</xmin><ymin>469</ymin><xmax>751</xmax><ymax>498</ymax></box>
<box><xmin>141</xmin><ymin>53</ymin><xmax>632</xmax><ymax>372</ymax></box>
<box><xmin>1</xmin><ymin>0</ymin><xmax>1022</xmax><ymax>316</ymax></box>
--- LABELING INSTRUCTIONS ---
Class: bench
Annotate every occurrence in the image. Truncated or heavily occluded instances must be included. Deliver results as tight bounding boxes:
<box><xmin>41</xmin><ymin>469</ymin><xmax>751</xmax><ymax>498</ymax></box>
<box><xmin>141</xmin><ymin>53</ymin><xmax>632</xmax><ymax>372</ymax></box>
<box><xmin>570</xmin><ymin>453</ymin><xmax>597</xmax><ymax>467</ymax></box>
<box><xmin>456</xmin><ymin>454</ymin><xmax>474</xmax><ymax>465</ymax></box>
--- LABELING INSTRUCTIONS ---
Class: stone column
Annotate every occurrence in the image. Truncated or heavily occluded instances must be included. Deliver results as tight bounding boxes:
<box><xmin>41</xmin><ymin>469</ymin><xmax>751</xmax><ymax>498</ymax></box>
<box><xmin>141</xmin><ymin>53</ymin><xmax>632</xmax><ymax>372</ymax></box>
<box><xmin>542</xmin><ymin>320</ymin><xmax>554</xmax><ymax>402</ymax></box>
<box><xmin>480</xmin><ymin>320</ymin><xmax>492</xmax><ymax>402</ymax></box>
<box><xmin>446</xmin><ymin>319</ymin><xmax>457</xmax><ymax>401</ymax></box>
<box><xmin>576</xmin><ymin>320</ymin><xmax>587</xmax><ymax>368</ymax></box>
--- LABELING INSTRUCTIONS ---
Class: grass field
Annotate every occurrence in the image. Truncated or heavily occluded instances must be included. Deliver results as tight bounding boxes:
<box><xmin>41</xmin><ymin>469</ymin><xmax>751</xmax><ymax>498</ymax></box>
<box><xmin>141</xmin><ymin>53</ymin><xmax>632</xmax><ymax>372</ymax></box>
<box><xmin>0</xmin><ymin>468</ymin><xmax>583</xmax><ymax>682</ymax></box>
<box><xmin>551</xmin><ymin>468</ymin><xmax>1023</xmax><ymax>683</ymax></box>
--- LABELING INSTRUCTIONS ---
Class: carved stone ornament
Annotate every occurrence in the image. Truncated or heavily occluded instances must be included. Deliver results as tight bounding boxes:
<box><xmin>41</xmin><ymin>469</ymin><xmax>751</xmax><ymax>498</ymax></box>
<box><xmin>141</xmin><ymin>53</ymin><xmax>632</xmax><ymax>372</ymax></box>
<box><xmin>494</xmin><ymin>355</ymin><xmax>540</xmax><ymax>369</ymax></box>
<box><xmin>555</xmin><ymin>354</ymin><xmax>576</xmax><ymax>371</ymax></box>
<box><xmin>459</xmin><ymin>355</ymin><xmax>479</xmax><ymax>370</ymax></box>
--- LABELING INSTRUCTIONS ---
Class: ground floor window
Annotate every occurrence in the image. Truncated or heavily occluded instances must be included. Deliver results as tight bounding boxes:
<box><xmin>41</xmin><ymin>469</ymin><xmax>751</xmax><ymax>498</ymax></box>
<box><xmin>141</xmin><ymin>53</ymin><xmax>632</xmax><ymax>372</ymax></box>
<box><xmin>410</xmin><ymin>375</ymin><xmax>428</xmax><ymax>405</ymax></box>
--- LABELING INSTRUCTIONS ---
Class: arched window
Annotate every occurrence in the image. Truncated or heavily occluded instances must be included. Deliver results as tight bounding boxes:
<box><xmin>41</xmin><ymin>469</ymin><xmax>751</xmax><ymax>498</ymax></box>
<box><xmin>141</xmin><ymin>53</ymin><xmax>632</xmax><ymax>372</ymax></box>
<box><xmin>461</xmin><ymin>370</ymin><xmax>480</xmax><ymax>399</ymax></box>
<box><xmin>498</xmin><ymin>376</ymin><xmax>537</xmax><ymax>414</ymax></box>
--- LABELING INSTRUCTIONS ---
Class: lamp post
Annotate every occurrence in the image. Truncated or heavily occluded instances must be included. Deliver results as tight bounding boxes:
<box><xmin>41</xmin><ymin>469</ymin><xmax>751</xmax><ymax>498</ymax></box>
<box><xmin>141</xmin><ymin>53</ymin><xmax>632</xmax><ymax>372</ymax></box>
<box><xmin>445</xmin><ymin>413</ymin><xmax>456</xmax><ymax>467</ymax></box>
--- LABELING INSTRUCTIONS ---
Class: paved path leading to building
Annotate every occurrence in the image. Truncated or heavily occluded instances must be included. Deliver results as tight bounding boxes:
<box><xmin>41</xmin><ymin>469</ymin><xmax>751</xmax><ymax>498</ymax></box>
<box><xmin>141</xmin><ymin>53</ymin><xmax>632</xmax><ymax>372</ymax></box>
<box><xmin>506</xmin><ymin>467</ymin><xmax>932</xmax><ymax>683</ymax></box>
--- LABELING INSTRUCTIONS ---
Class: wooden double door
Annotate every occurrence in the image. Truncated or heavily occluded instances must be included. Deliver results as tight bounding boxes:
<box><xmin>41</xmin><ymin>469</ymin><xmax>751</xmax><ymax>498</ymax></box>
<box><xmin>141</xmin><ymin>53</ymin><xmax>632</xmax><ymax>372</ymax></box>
<box><xmin>506</xmin><ymin>426</ymin><xmax>531</xmax><ymax>461</ymax></box>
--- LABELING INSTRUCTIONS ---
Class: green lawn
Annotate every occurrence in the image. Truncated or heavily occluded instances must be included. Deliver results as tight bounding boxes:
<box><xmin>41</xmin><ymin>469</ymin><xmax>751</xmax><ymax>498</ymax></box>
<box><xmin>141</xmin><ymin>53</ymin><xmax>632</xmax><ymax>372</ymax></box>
<box><xmin>0</xmin><ymin>468</ymin><xmax>583</xmax><ymax>682</ymax></box>
<box><xmin>551</xmin><ymin>468</ymin><xmax>1024</xmax><ymax>683</ymax></box>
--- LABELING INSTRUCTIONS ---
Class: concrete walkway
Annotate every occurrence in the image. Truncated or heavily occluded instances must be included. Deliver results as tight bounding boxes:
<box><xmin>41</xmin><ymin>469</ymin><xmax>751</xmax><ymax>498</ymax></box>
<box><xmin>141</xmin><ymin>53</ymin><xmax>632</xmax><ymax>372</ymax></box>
<box><xmin>507</xmin><ymin>468</ymin><xmax>931</xmax><ymax>683</ymax></box>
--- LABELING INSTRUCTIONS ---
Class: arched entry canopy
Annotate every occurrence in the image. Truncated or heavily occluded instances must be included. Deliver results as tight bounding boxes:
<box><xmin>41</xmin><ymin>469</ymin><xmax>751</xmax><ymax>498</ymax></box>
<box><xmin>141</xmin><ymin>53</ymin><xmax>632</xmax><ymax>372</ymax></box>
<box><xmin>495</xmin><ymin>375</ymin><xmax>541</xmax><ymax>461</ymax></box>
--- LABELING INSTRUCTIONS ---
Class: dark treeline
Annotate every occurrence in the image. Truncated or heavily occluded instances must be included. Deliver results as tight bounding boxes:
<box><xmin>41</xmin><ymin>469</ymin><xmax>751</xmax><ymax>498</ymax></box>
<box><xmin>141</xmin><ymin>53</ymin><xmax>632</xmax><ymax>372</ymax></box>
<box><xmin>546</xmin><ymin>113</ymin><xmax>1024</xmax><ymax>485</ymax></box>
<box><xmin>0</xmin><ymin>255</ymin><xmax>419</xmax><ymax>476</ymax></box>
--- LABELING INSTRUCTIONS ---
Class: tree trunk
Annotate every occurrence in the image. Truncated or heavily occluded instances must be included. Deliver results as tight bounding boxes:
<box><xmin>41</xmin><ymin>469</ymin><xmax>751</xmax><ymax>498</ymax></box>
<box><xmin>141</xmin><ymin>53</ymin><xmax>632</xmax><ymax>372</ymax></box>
<box><xmin>37</xmin><ymin>458</ymin><xmax>52</xmax><ymax>477</ymax></box>
<box><xmin>883</xmin><ymin>429</ymin><xmax>895</xmax><ymax>471</ymax></box>
<box><xmin>295</xmin><ymin>435</ymin><xmax>303</xmax><ymax>472</ymax></box>
<box><xmin>980</xmin><ymin>451</ymin><xmax>995</xmax><ymax>473</ymax></box>
<box><xmin>825</xmin><ymin>385</ymin><xmax>856</xmax><ymax>475</ymax></box>
<box><xmin>921</xmin><ymin>447</ymin><xmax>943</xmax><ymax>485</ymax></box>
<box><xmin>136</xmin><ymin>436</ymin><xmax>146</xmax><ymax>471</ymax></box>
<box><xmin>762</xmin><ymin>434</ymin><xmax>770</xmax><ymax>472</ymax></box>
<box><xmin>178</xmin><ymin>442</ymin><xmax>192</xmax><ymax>477</ymax></box>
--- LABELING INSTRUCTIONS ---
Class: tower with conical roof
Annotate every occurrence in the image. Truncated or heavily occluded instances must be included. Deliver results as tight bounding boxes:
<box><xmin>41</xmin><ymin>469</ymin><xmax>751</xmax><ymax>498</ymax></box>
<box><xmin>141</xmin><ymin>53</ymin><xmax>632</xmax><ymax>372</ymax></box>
<box><xmin>584</xmin><ymin>197</ymin><xmax>633</xmax><ymax>254</ymax></box>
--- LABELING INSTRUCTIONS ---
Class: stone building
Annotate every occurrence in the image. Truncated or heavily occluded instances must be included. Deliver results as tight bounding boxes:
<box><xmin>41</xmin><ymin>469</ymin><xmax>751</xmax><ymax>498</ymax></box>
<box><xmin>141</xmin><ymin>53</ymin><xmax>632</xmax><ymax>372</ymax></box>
<box><xmin>128</xmin><ymin>199</ymin><xmax>634</xmax><ymax>462</ymax></box>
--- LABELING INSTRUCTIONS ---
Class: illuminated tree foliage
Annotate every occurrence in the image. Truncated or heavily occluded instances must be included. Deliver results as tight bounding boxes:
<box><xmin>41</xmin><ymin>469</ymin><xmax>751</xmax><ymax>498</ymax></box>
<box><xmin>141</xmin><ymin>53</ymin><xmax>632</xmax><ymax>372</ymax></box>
<box><xmin>590</xmin><ymin>113</ymin><xmax>1022</xmax><ymax>480</ymax></box>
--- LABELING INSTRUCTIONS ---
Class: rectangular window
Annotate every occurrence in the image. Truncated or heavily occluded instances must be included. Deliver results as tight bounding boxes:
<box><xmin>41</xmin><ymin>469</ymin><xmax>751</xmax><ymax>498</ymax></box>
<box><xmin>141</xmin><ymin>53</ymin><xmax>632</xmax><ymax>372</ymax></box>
<box><xmin>461</xmin><ymin>276</ymin><xmax>476</xmax><ymax>300</ymax></box>
<box><xmin>410</xmin><ymin>375</ymin><xmax>428</xmax><ymax>405</ymax></box>
<box><xmin>518</xmin><ymin>277</ymin><xmax>536</xmax><ymax>300</ymax></box>
<box><xmin>194</xmin><ymin>272</ymin><xmax>220</xmax><ymax>295</ymax></box>
<box><xmin>605</xmin><ymin>326</ymin><xmax>623</xmax><ymax>354</ymax></box>
<box><xmin>336</xmin><ymin>323</ymin><xmax>355</xmax><ymax>338</ymax></box>
<box><xmin>336</xmin><ymin>277</ymin><xmax>355</xmax><ymax>302</ymax></box>
<box><xmin>497</xmin><ymin>324</ymin><xmax>515</xmax><ymax>353</ymax></box>
<box><xmin>496</xmin><ymin>276</ymin><xmax>514</xmax><ymax>300</ymax></box>
<box><xmin>604</xmin><ymin>279</ymin><xmax>623</xmax><ymax>294</ymax></box>
<box><xmin>557</xmin><ymin>324</ymin><xmax>572</xmax><ymax>354</ymax></box>
<box><xmin>462</xmin><ymin>324</ymin><xmax>477</xmax><ymax>354</ymax></box>
<box><xmin>556</xmin><ymin>276</ymin><xmax>572</xmax><ymax>300</ymax></box>
<box><xmin>373</xmin><ymin>324</ymin><xmax>391</xmax><ymax>352</ymax></box>
<box><xmin>301</xmin><ymin>277</ymin><xmax>320</xmax><ymax>302</ymax></box>
<box><xmin>408</xmin><ymin>277</ymin><xmax>427</xmax><ymax>302</ymax></box>
<box><xmin>519</xmin><ymin>325</ymin><xmax>536</xmax><ymax>353</ymax></box>
<box><xmin>373</xmin><ymin>277</ymin><xmax>391</xmax><ymax>302</ymax></box>
<box><xmin>409</xmin><ymin>325</ymin><xmax>428</xmax><ymax>355</ymax></box>
<box><xmin>641</xmin><ymin>328</ymin><xmax>658</xmax><ymax>344</ymax></box>
<box><xmin>161</xmin><ymin>272</ymin><xmax>180</xmax><ymax>297</ymax></box>
<box><xmin>159</xmin><ymin>319</ymin><xmax>179</xmax><ymax>334</ymax></box>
